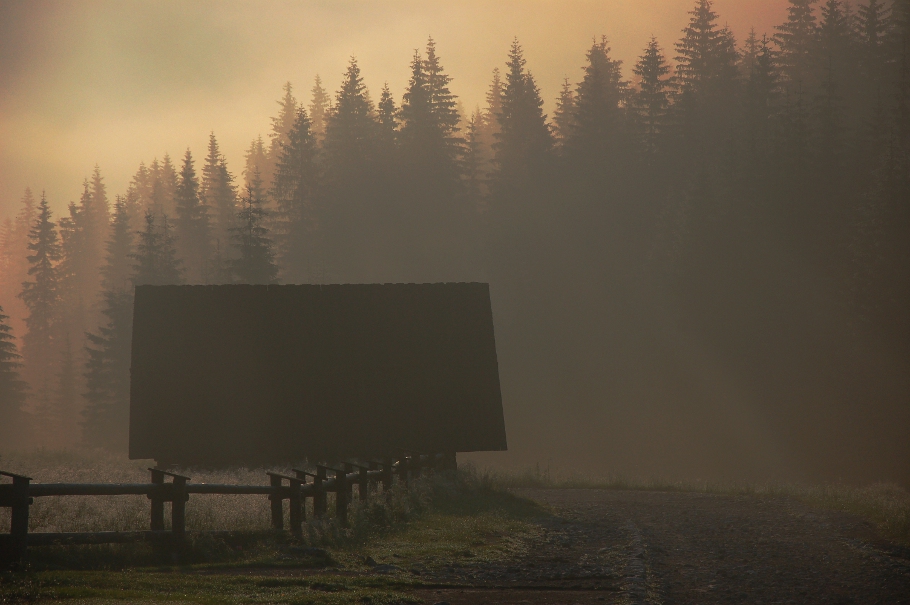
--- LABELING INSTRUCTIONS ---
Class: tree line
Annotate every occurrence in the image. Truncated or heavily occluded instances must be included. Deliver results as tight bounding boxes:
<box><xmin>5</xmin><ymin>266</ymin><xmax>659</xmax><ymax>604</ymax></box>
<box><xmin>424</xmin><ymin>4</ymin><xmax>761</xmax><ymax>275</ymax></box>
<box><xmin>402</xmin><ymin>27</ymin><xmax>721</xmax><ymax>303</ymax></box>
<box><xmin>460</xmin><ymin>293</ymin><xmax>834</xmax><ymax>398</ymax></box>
<box><xmin>1</xmin><ymin>0</ymin><xmax>908</xmax><ymax>474</ymax></box>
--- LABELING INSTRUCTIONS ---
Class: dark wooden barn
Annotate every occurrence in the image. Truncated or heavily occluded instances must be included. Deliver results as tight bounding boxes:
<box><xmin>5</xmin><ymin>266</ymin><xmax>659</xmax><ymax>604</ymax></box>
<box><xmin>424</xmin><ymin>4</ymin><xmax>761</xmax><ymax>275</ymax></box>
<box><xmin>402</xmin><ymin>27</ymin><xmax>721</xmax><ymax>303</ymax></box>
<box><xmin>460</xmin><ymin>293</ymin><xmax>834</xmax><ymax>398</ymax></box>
<box><xmin>129</xmin><ymin>283</ymin><xmax>507</xmax><ymax>466</ymax></box>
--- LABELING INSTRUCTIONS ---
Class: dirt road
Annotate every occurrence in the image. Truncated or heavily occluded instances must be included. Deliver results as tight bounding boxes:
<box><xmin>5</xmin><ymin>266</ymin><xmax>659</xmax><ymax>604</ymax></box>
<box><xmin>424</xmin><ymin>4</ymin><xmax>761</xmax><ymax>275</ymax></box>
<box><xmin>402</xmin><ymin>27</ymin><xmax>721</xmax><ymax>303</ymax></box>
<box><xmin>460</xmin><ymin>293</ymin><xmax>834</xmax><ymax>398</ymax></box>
<box><xmin>417</xmin><ymin>489</ymin><xmax>910</xmax><ymax>605</ymax></box>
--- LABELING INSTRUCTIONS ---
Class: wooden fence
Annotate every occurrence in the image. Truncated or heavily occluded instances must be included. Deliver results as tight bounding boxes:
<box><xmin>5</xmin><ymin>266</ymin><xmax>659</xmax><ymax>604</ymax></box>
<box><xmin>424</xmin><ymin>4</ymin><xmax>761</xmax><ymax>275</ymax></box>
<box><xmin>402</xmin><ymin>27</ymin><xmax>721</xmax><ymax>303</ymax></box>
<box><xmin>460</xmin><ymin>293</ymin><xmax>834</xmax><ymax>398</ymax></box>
<box><xmin>0</xmin><ymin>452</ymin><xmax>455</xmax><ymax>565</ymax></box>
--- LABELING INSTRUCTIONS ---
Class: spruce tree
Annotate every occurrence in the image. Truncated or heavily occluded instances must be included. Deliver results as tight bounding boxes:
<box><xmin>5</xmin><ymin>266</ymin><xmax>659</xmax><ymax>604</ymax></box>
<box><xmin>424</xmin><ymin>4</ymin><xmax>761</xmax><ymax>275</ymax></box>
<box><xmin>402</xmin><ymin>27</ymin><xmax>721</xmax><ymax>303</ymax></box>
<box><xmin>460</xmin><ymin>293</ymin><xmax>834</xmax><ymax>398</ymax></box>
<box><xmin>741</xmin><ymin>28</ymin><xmax>761</xmax><ymax>75</ymax></box>
<box><xmin>324</xmin><ymin>58</ymin><xmax>376</xmax><ymax>169</ymax></box>
<box><xmin>463</xmin><ymin>109</ymin><xmax>486</xmax><ymax>203</ymax></box>
<box><xmin>132</xmin><ymin>211</ymin><xmax>183</xmax><ymax>286</ymax></box>
<box><xmin>56</xmin><ymin>197</ymin><xmax>85</xmax><ymax>356</ymax></box>
<box><xmin>174</xmin><ymin>148</ymin><xmax>211</xmax><ymax>282</ymax></box>
<box><xmin>424</xmin><ymin>37</ymin><xmax>462</xmax><ymax>148</ymax></box>
<box><xmin>473</xmin><ymin>68</ymin><xmax>504</xmax><ymax>175</ymax></box>
<box><xmin>19</xmin><ymin>192</ymin><xmax>62</xmax><ymax>409</ymax></box>
<box><xmin>400</xmin><ymin>49</ymin><xmax>432</xmax><ymax>149</ymax></box>
<box><xmin>489</xmin><ymin>38</ymin><xmax>554</xmax><ymax>288</ymax></box>
<box><xmin>675</xmin><ymin>0</ymin><xmax>726</xmax><ymax>93</ymax></box>
<box><xmin>493</xmin><ymin>38</ymin><xmax>552</xmax><ymax>188</ymax></box>
<box><xmin>566</xmin><ymin>37</ymin><xmax>628</xmax><ymax>169</ymax></box>
<box><xmin>244</xmin><ymin>135</ymin><xmax>269</xmax><ymax>192</ymax></box>
<box><xmin>230</xmin><ymin>183</ymin><xmax>279</xmax><ymax>284</ymax></box>
<box><xmin>201</xmin><ymin>132</ymin><xmax>222</xmax><ymax>211</ymax></box>
<box><xmin>816</xmin><ymin>0</ymin><xmax>857</xmax><ymax>122</ymax></box>
<box><xmin>399</xmin><ymin>39</ymin><xmax>463</xmax><ymax>190</ymax></box>
<box><xmin>775</xmin><ymin>0</ymin><xmax>820</xmax><ymax>91</ymax></box>
<box><xmin>1</xmin><ymin>189</ymin><xmax>37</xmax><ymax>336</ymax></box>
<box><xmin>0</xmin><ymin>217</ymin><xmax>13</xmax><ymax>306</ymax></box>
<box><xmin>854</xmin><ymin>5</ymin><xmax>910</xmax><ymax>354</ymax></box>
<box><xmin>673</xmin><ymin>0</ymin><xmax>741</xmax><ymax>158</ymax></box>
<box><xmin>13</xmin><ymin>188</ymin><xmax>37</xmax><ymax>258</ymax></box>
<box><xmin>101</xmin><ymin>196</ymin><xmax>135</xmax><ymax>292</ymax></box>
<box><xmin>377</xmin><ymin>82</ymin><xmax>399</xmax><ymax>142</ymax></box>
<box><xmin>82</xmin><ymin>289</ymin><xmax>134</xmax><ymax>450</ymax></box>
<box><xmin>396</xmin><ymin>39</ymin><xmax>466</xmax><ymax>279</ymax></box>
<box><xmin>202</xmin><ymin>135</ymin><xmax>238</xmax><ymax>252</ymax></box>
<box><xmin>271</xmin><ymin>108</ymin><xmax>319</xmax><ymax>280</ymax></box>
<box><xmin>50</xmin><ymin>331</ymin><xmax>79</xmax><ymax>445</ymax></box>
<box><xmin>158</xmin><ymin>153</ymin><xmax>179</xmax><ymax>217</ymax></box>
<box><xmin>552</xmin><ymin>78</ymin><xmax>576</xmax><ymax>146</ymax></box>
<box><xmin>82</xmin><ymin>193</ymin><xmax>138</xmax><ymax>449</ymax></box>
<box><xmin>309</xmin><ymin>74</ymin><xmax>331</xmax><ymax>143</ymax></box>
<box><xmin>89</xmin><ymin>165</ymin><xmax>111</xmax><ymax>240</ymax></box>
<box><xmin>267</xmin><ymin>82</ymin><xmax>299</xmax><ymax>190</ymax></box>
<box><xmin>857</xmin><ymin>0</ymin><xmax>893</xmax><ymax>130</ymax></box>
<box><xmin>632</xmin><ymin>37</ymin><xmax>672</xmax><ymax>156</ymax></box>
<box><xmin>744</xmin><ymin>34</ymin><xmax>779</xmax><ymax>156</ymax></box>
<box><xmin>0</xmin><ymin>304</ymin><xmax>29</xmax><ymax>447</ymax></box>
<box><xmin>858</xmin><ymin>0</ymin><xmax>890</xmax><ymax>59</ymax></box>
<box><xmin>485</xmin><ymin>67</ymin><xmax>504</xmax><ymax>135</ymax></box>
<box><xmin>130</xmin><ymin>162</ymin><xmax>153</xmax><ymax>213</ymax></box>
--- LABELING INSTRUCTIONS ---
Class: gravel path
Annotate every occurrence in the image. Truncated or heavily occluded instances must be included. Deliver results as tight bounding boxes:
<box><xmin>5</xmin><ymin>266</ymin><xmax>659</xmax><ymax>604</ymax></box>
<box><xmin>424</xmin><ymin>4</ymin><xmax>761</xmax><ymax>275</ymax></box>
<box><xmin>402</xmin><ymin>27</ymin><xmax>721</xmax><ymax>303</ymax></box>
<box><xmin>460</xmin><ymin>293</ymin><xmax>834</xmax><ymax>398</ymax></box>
<box><xmin>417</xmin><ymin>489</ymin><xmax>910</xmax><ymax>605</ymax></box>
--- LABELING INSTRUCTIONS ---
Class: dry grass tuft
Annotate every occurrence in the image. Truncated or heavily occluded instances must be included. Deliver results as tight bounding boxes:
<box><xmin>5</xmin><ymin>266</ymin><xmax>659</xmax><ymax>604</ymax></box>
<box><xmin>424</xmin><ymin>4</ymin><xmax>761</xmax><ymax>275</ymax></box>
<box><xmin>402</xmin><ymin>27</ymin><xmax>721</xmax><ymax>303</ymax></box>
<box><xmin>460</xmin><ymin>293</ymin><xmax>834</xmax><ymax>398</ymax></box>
<box><xmin>0</xmin><ymin>448</ymin><xmax>285</xmax><ymax>534</ymax></box>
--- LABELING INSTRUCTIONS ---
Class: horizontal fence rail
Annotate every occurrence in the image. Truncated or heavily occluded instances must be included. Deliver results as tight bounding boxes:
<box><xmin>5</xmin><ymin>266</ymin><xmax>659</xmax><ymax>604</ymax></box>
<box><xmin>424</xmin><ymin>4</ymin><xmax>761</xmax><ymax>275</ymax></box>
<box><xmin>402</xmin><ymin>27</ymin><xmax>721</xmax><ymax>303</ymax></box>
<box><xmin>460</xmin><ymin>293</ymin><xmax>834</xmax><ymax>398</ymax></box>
<box><xmin>0</xmin><ymin>452</ymin><xmax>456</xmax><ymax>566</ymax></box>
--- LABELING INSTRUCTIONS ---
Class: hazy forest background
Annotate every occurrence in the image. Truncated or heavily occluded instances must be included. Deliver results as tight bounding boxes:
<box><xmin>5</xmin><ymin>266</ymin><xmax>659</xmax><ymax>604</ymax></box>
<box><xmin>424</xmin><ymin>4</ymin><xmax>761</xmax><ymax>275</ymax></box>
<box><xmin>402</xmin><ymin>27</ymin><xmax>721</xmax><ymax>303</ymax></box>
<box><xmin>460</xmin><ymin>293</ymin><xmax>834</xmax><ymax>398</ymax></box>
<box><xmin>1</xmin><ymin>0</ymin><xmax>909</xmax><ymax>485</ymax></box>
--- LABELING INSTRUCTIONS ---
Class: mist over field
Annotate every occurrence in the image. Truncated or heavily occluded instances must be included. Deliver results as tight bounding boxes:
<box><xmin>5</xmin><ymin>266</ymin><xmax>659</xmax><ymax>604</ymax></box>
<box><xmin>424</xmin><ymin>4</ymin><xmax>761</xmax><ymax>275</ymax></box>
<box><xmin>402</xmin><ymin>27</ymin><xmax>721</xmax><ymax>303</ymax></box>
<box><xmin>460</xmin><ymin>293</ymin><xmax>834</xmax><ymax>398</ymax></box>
<box><xmin>1</xmin><ymin>0</ymin><xmax>909</xmax><ymax>487</ymax></box>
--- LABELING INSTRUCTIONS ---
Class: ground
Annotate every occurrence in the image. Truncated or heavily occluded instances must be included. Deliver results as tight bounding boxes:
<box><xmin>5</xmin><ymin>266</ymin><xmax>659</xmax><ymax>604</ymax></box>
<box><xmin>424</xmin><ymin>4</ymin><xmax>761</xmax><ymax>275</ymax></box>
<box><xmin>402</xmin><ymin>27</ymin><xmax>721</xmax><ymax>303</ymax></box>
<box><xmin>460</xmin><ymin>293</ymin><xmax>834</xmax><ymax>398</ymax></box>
<box><xmin>4</xmin><ymin>487</ymin><xmax>910</xmax><ymax>604</ymax></box>
<box><xmin>415</xmin><ymin>489</ymin><xmax>910</xmax><ymax>604</ymax></box>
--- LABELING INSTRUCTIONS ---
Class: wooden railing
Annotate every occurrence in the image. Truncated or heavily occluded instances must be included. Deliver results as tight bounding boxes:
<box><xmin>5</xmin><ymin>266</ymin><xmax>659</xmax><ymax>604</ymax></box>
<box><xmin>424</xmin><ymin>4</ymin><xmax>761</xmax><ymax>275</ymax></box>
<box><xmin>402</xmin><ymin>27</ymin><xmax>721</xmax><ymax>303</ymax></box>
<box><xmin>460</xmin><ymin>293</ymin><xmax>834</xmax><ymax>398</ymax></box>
<box><xmin>0</xmin><ymin>452</ymin><xmax>455</xmax><ymax>565</ymax></box>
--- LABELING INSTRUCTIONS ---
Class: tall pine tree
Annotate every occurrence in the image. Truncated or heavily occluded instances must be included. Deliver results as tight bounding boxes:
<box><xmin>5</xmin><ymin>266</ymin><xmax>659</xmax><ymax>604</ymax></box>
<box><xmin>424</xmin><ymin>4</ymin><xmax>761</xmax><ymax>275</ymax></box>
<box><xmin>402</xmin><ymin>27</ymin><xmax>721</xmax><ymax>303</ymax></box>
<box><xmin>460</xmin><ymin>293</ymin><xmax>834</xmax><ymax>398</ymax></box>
<box><xmin>19</xmin><ymin>193</ymin><xmax>62</xmax><ymax>413</ymax></box>
<box><xmin>271</xmin><ymin>108</ymin><xmax>320</xmax><ymax>281</ymax></box>
<box><xmin>309</xmin><ymin>75</ymin><xmax>331</xmax><ymax>144</ymax></box>
<box><xmin>632</xmin><ymin>37</ymin><xmax>672</xmax><ymax>157</ymax></box>
<box><xmin>132</xmin><ymin>211</ymin><xmax>183</xmax><ymax>286</ymax></box>
<box><xmin>322</xmin><ymin>57</ymin><xmax>385</xmax><ymax>282</ymax></box>
<box><xmin>0</xmin><ymin>304</ymin><xmax>29</xmax><ymax>447</ymax></box>
<box><xmin>775</xmin><ymin>0</ymin><xmax>820</xmax><ymax>91</ymax></box>
<box><xmin>566</xmin><ymin>37</ymin><xmax>629</xmax><ymax>172</ymax></box>
<box><xmin>493</xmin><ymin>39</ymin><xmax>552</xmax><ymax>189</ymax></box>
<box><xmin>174</xmin><ymin>149</ymin><xmax>211</xmax><ymax>282</ymax></box>
<box><xmin>230</xmin><ymin>183</ymin><xmax>279</xmax><ymax>284</ymax></box>
<box><xmin>552</xmin><ymin>78</ymin><xmax>576</xmax><ymax>146</ymax></box>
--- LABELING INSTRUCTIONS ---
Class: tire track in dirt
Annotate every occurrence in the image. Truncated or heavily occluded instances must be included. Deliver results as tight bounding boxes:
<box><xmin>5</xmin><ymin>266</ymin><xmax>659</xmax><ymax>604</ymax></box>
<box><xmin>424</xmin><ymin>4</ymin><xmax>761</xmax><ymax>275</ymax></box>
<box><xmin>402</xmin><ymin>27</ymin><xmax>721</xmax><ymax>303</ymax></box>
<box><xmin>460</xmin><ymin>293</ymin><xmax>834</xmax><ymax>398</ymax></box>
<box><xmin>515</xmin><ymin>489</ymin><xmax>910</xmax><ymax>604</ymax></box>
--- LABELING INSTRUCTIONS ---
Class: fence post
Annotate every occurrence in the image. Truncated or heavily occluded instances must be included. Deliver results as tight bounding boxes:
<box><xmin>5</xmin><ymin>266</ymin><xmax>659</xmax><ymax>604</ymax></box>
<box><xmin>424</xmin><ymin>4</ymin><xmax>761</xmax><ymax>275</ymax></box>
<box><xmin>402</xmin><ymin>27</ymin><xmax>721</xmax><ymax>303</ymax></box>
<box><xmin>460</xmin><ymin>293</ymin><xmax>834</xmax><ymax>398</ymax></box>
<box><xmin>171</xmin><ymin>476</ymin><xmax>187</xmax><ymax>545</ymax></box>
<box><xmin>335</xmin><ymin>468</ymin><xmax>348</xmax><ymax>526</ymax></box>
<box><xmin>343</xmin><ymin>463</ymin><xmax>355</xmax><ymax>505</ymax></box>
<box><xmin>412</xmin><ymin>454</ymin><xmax>422</xmax><ymax>480</ymax></box>
<box><xmin>398</xmin><ymin>456</ymin><xmax>409</xmax><ymax>488</ymax></box>
<box><xmin>359</xmin><ymin>466</ymin><xmax>369</xmax><ymax>502</ymax></box>
<box><xmin>7</xmin><ymin>473</ymin><xmax>31</xmax><ymax>565</ymax></box>
<box><xmin>382</xmin><ymin>459</ymin><xmax>393</xmax><ymax>492</ymax></box>
<box><xmin>269</xmin><ymin>474</ymin><xmax>284</xmax><ymax>531</ymax></box>
<box><xmin>288</xmin><ymin>478</ymin><xmax>303</xmax><ymax>539</ymax></box>
<box><xmin>314</xmin><ymin>467</ymin><xmax>327</xmax><ymax>518</ymax></box>
<box><xmin>292</xmin><ymin>469</ymin><xmax>312</xmax><ymax>524</ymax></box>
<box><xmin>368</xmin><ymin>461</ymin><xmax>379</xmax><ymax>494</ymax></box>
<box><xmin>149</xmin><ymin>469</ymin><xmax>165</xmax><ymax>532</ymax></box>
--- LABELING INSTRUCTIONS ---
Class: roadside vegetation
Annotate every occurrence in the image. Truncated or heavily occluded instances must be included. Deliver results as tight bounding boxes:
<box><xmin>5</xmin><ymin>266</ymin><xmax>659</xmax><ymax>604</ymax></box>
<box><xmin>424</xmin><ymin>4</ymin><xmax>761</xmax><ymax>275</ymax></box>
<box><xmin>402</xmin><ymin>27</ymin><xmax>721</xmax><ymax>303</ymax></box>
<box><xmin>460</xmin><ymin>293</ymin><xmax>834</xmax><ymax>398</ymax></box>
<box><xmin>490</xmin><ymin>467</ymin><xmax>910</xmax><ymax>547</ymax></box>
<box><xmin>0</xmin><ymin>449</ymin><xmax>544</xmax><ymax>604</ymax></box>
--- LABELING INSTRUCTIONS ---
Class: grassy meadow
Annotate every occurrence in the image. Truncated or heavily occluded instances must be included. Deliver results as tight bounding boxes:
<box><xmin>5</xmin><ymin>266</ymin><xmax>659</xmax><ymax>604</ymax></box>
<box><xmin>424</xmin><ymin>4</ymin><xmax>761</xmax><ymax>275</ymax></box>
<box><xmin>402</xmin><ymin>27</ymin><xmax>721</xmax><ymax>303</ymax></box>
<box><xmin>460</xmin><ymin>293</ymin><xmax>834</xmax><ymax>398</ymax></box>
<box><xmin>2</xmin><ymin>449</ymin><xmax>909</xmax><ymax>604</ymax></box>
<box><xmin>0</xmin><ymin>449</ymin><xmax>543</xmax><ymax>604</ymax></box>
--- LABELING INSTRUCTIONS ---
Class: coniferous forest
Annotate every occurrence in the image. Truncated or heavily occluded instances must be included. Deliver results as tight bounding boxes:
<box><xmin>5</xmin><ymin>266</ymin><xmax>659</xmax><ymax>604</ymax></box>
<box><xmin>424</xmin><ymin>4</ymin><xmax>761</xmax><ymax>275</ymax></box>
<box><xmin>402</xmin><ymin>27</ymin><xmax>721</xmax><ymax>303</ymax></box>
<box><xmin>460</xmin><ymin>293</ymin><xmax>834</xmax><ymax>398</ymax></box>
<box><xmin>1</xmin><ymin>0</ymin><xmax>908</xmax><ymax>484</ymax></box>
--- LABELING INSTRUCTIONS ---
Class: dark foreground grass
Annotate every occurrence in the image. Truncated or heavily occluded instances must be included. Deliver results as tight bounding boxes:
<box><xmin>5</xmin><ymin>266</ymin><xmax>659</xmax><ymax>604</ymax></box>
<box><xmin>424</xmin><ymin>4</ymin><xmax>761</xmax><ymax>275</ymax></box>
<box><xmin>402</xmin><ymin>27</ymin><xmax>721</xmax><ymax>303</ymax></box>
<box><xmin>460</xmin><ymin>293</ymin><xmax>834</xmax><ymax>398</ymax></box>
<box><xmin>0</xmin><ymin>569</ymin><xmax>426</xmax><ymax>605</ymax></box>
<box><xmin>0</xmin><ymin>465</ymin><xmax>546</xmax><ymax>604</ymax></box>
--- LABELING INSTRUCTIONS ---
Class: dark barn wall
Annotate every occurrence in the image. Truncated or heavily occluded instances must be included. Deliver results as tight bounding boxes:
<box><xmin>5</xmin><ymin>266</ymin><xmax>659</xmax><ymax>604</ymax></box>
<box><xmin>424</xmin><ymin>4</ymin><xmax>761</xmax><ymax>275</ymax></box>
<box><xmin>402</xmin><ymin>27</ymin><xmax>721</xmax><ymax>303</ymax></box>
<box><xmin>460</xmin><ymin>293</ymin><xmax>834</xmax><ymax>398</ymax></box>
<box><xmin>129</xmin><ymin>283</ymin><xmax>506</xmax><ymax>465</ymax></box>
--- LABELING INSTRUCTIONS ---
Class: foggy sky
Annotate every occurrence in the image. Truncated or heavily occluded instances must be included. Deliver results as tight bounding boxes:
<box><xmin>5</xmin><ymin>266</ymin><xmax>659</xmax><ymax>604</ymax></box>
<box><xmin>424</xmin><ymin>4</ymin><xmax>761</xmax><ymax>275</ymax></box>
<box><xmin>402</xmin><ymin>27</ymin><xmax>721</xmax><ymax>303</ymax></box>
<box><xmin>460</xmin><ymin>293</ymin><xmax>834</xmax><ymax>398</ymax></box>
<box><xmin>0</xmin><ymin>0</ymin><xmax>788</xmax><ymax>217</ymax></box>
